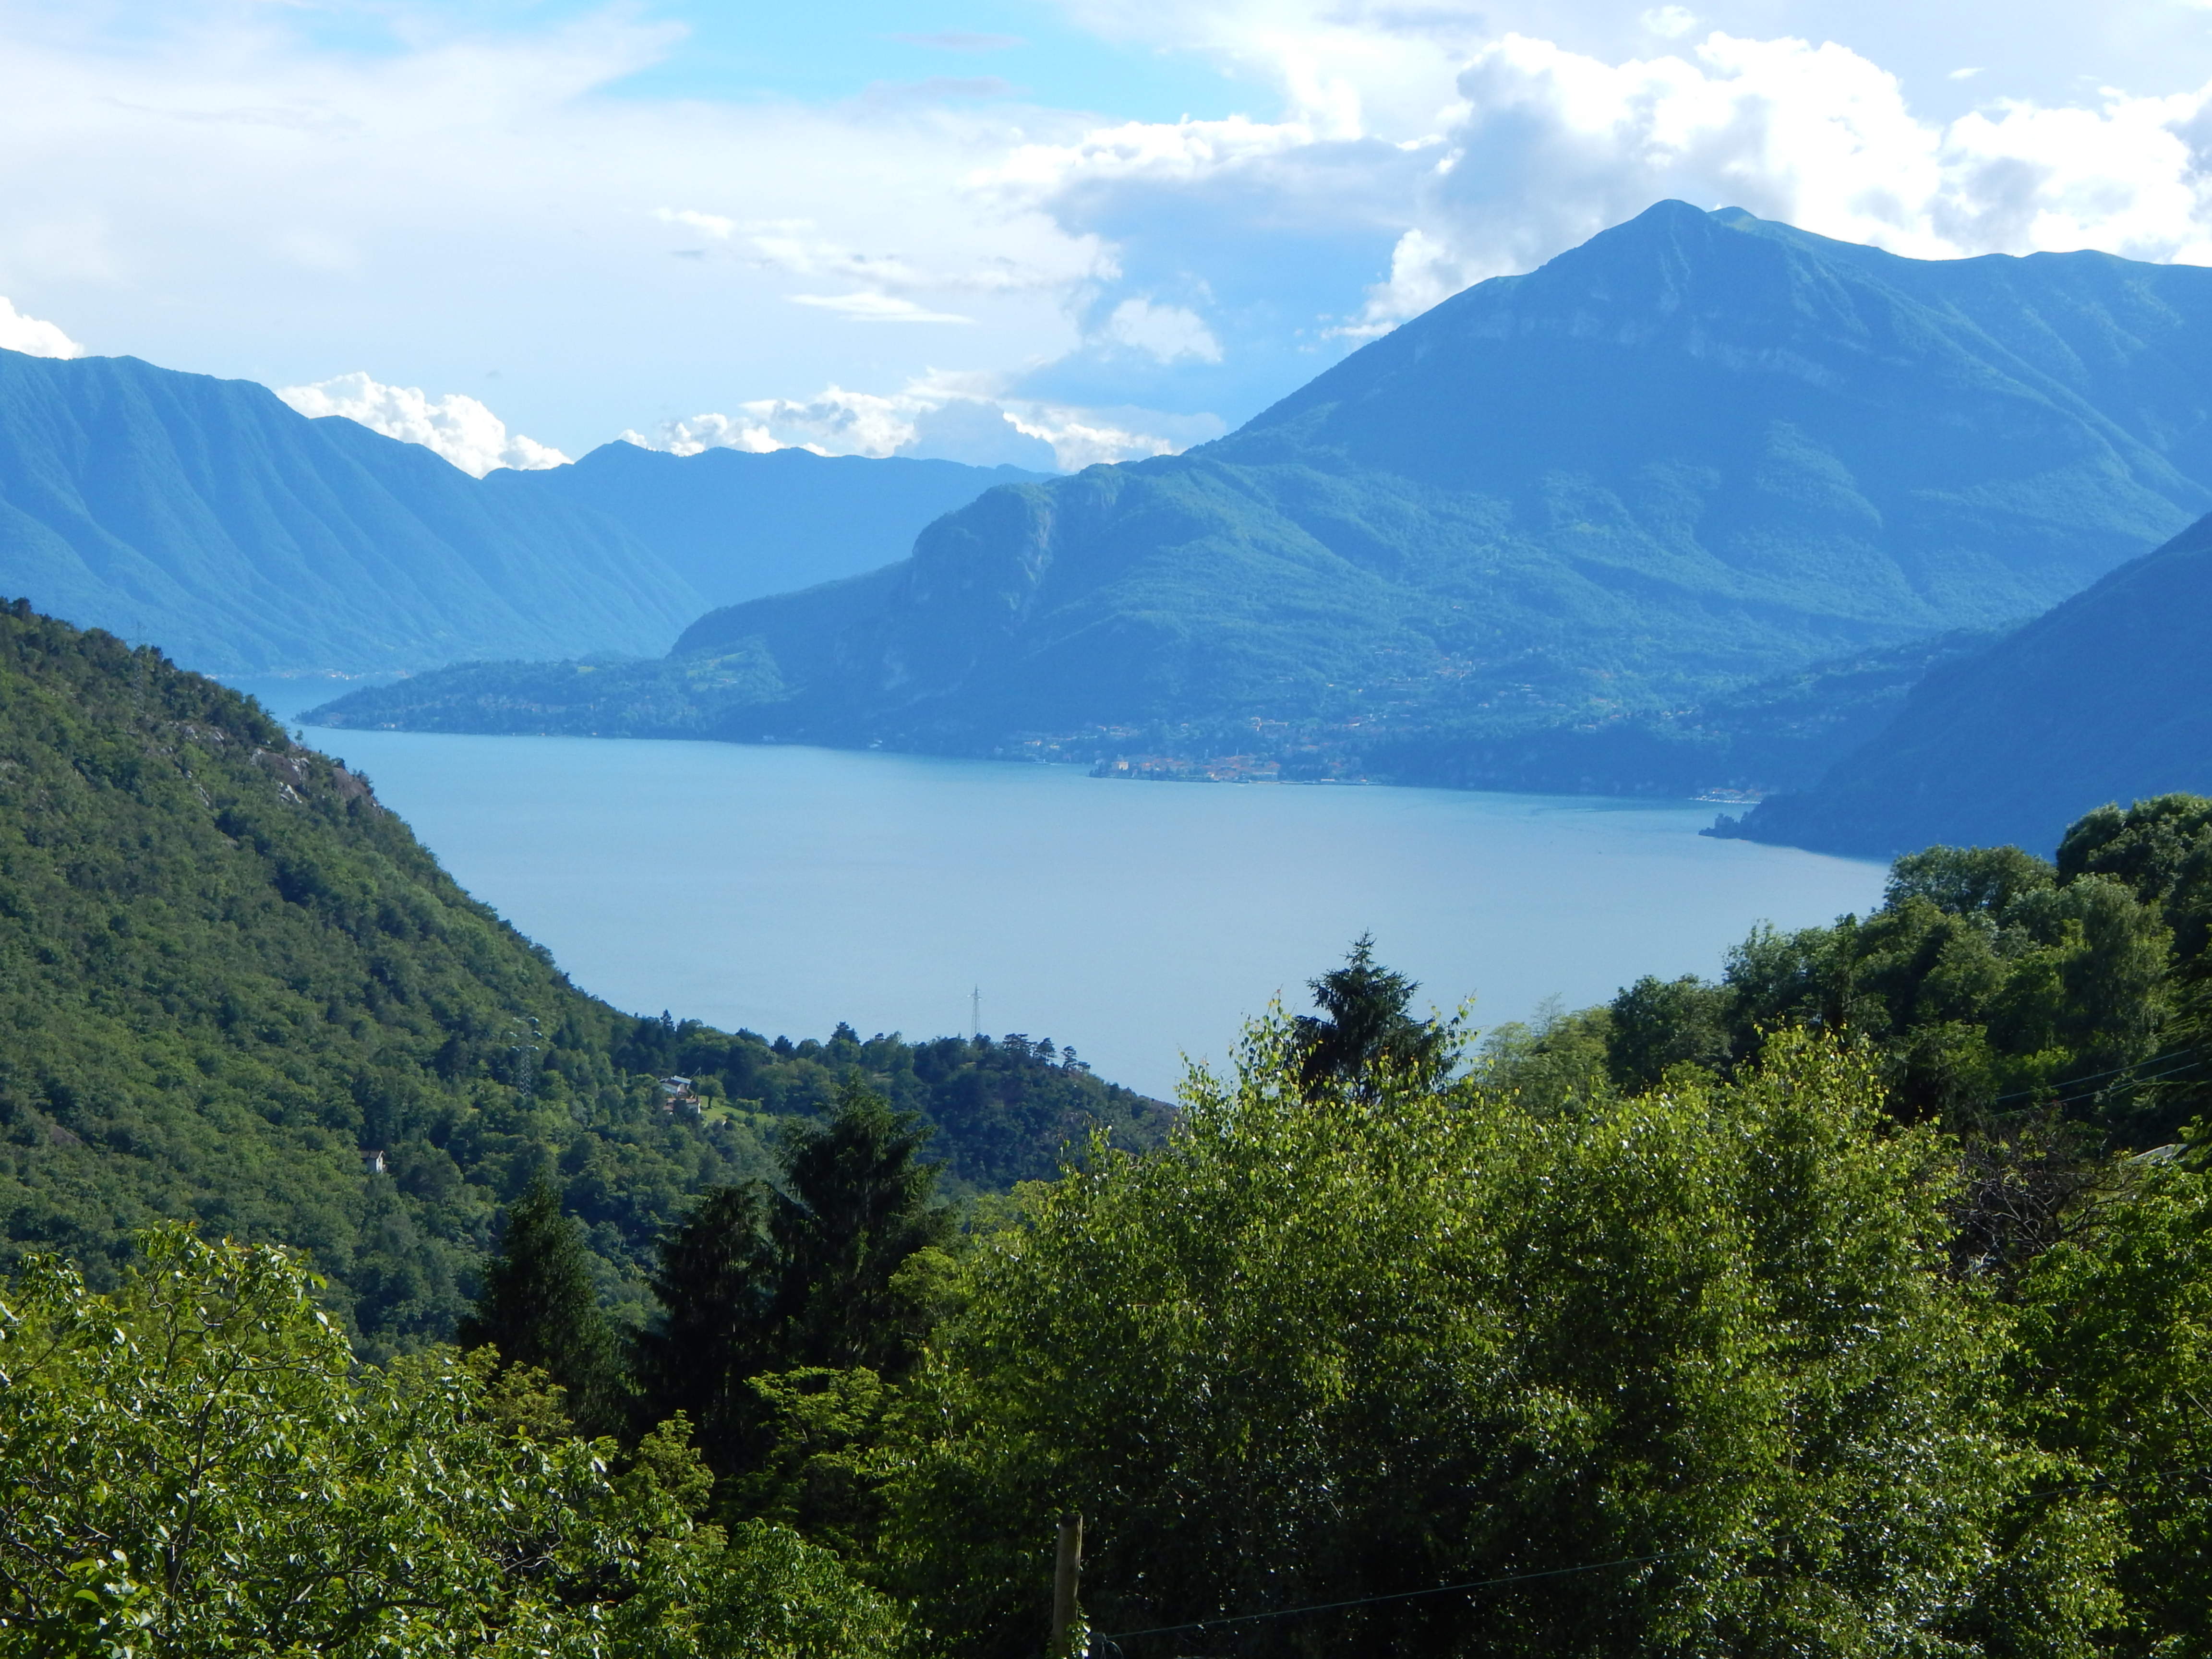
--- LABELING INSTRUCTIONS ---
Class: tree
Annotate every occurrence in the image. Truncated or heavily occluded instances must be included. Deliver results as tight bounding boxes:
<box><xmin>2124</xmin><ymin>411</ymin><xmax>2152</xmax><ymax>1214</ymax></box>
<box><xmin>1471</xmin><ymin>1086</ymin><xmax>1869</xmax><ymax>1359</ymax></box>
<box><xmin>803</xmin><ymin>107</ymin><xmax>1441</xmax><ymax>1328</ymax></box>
<box><xmin>460</xmin><ymin>1176</ymin><xmax>624</xmax><ymax>1433</ymax></box>
<box><xmin>2008</xmin><ymin>1147</ymin><xmax>2212</xmax><ymax>1659</ymax></box>
<box><xmin>636</xmin><ymin>1085</ymin><xmax>957</xmax><ymax>1492</ymax></box>
<box><xmin>0</xmin><ymin>1225</ymin><xmax>908</xmax><ymax>1658</ymax></box>
<box><xmin>771</xmin><ymin>1084</ymin><xmax>957</xmax><ymax>1376</ymax></box>
<box><xmin>1291</xmin><ymin>934</ymin><xmax>1450</xmax><ymax>1098</ymax></box>
<box><xmin>634</xmin><ymin>1183</ymin><xmax>782</xmax><ymax>1468</ymax></box>
<box><xmin>1605</xmin><ymin>974</ymin><xmax>1732</xmax><ymax>1090</ymax></box>
<box><xmin>888</xmin><ymin>1021</ymin><xmax>2119</xmax><ymax>1659</ymax></box>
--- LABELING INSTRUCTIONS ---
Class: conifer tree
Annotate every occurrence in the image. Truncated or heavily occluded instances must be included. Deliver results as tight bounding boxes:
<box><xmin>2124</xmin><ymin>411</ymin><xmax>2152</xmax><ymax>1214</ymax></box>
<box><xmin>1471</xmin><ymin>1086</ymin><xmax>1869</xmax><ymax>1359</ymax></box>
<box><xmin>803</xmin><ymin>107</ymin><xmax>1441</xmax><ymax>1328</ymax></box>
<box><xmin>633</xmin><ymin>1182</ymin><xmax>780</xmax><ymax>1465</ymax></box>
<box><xmin>1292</xmin><ymin>934</ymin><xmax>1448</xmax><ymax>1099</ymax></box>
<box><xmin>460</xmin><ymin>1176</ymin><xmax>623</xmax><ymax>1433</ymax></box>
<box><xmin>635</xmin><ymin>1085</ymin><xmax>955</xmax><ymax>1479</ymax></box>
<box><xmin>771</xmin><ymin>1082</ymin><xmax>955</xmax><ymax>1374</ymax></box>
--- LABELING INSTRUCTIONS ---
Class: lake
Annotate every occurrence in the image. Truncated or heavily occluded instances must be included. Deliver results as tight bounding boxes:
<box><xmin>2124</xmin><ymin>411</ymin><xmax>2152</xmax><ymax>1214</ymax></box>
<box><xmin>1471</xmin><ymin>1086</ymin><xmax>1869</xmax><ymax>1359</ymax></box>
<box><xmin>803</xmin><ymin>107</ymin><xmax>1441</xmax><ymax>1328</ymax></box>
<box><xmin>241</xmin><ymin>679</ymin><xmax>1885</xmax><ymax>1099</ymax></box>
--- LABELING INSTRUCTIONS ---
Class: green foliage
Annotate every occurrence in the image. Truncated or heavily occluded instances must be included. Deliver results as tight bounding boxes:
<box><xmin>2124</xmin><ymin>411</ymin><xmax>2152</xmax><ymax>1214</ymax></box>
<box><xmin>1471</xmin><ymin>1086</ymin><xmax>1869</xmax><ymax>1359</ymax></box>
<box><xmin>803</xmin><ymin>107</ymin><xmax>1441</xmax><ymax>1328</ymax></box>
<box><xmin>0</xmin><ymin>1226</ymin><xmax>909</xmax><ymax>1658</ymax></box>
<box><xmin>1605</xmin><ymin>974</ymin><xmax>1733</xmax><ymax>1089</ymax></box>
<box><xmin>636</xmin><ymin>1088</ymin><xmax>955</xmax><ymax>1481</ymax></box>
<box><xmin>1291</xmin><ymin>933</ymin><xmax>1452</xmax><ymax>1098</ymax></box>
<box><xmin>462</xmin><ymin>1176</ymin><xmax>626</xmax><ymax>1434</ymax></box>
<box><xmin>0</xmin><ymin>601</ymin><xmax>1166</xmax><ymax>1353</ymax></box>
<box><xmin>613</xmin><ymin>1019</ymin><xmax>1169</xmax><ymax>1195</ymax></box>
<box><xmin>729</xmin><ymin>1368</ymin><xmax>898</xmax><ymax>1559</ymax></box>
<box><xmin>1602</xmin><ymin>817</ymin><xmax>2197</xmax><ymax>1145</ymax></box>
<box><xmin>2008</xmin><ymin>1152</ymin><xmax>2212</xmax><ymax>1659</ymax></box>
<box><xmin>889</xmin><ymin>1021</ymin><xmax>2117</xmax><ymax>1658</ymax></box>
<box><xmin>1468</xmin><ymin>999</ymin><xmax>1614</xmax><ymax>1113</ymax></box>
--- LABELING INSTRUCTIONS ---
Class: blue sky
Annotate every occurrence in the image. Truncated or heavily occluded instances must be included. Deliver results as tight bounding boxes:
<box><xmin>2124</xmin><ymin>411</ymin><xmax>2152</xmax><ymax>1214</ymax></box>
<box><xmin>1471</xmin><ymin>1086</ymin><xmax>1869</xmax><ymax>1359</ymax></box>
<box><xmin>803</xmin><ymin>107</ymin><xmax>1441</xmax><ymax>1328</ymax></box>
<box><xmin>6</xmin><ymin>0</ymin><xmax>2212</xmax><ymax>473</ymax></box>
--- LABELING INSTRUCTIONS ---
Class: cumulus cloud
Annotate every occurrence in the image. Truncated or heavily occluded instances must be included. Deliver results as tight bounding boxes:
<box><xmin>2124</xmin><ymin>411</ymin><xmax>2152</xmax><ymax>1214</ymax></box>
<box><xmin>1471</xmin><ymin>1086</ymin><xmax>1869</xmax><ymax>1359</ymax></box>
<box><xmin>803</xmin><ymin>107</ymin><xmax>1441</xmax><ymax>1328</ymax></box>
<box><xmin>1101</xmin><ymin>297</ymin><xmax>1225</xmax><ymax>361</ymax></box>
<box><xmin>619</xmin><ymin>372</ymin><xmax>1211</xmax><ymax>472</ymax></box>
<box><xmin>0</xmin><ymin>295</ymin><xmax>84</xmax><ymax>358</ymax></box>
<box><xmin>276</xmin><ymin>373</ymin><xmax>570</xmax><ymax>476</ymax></box>
<box><xmin>1034</xmin><ymin>25</ymin><xmax>2212</xmax><ymax>337</ymax></box>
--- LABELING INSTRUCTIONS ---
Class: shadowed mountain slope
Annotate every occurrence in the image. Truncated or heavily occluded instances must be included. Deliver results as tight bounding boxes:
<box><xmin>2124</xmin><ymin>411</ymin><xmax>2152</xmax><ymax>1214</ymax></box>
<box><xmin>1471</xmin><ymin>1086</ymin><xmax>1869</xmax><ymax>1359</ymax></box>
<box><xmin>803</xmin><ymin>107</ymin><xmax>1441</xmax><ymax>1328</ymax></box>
<box><xmin>0</xmin><ymin>350</ymin><xmax>705</xmax><ymax>673</ymax></box>
<box><xmin>1720</xmin><ymin>509</ymin><xmax>2212</xmax><ymax>857</ymax></box>
<box><xmin>671</xmin><ymin>202</ymin><xmax>2212</xmax><ymax>751</ymax></box>
<box><xmin>0</xmin><ymin>351</ymin><xmax>1040</xmax><ymax>676</ymax></box>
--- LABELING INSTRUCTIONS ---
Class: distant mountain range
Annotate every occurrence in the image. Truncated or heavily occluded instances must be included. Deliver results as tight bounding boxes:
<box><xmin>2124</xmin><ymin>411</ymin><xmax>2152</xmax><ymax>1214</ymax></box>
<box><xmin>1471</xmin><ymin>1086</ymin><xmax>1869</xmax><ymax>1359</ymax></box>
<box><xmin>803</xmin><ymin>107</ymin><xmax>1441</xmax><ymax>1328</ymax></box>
<box><xmin>0</xmin><ymin>348</ymin><xmax>1035</xmax><ymax>675</ymax></box>
<box><xmin>496</xmin><ymin>442</ymin><xmax>1042</xmax><ymax>613</ymax></box>
<box><xmin>314</xmin><ymin>201</ymin><xmax>2212</xmax><ymax>786</ymax></box>
<box><xmin>1717</xmin><ymin>507</ymin><xmax>2212</xmax><ymax>856</ymax></box>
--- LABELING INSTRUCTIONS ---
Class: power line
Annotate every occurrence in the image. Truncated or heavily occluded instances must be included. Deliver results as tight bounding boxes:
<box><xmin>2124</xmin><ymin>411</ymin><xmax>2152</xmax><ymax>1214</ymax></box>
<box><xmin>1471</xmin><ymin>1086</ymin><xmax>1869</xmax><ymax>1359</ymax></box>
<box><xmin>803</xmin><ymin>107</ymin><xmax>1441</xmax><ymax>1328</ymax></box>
<box><xmin>1094</xmin><ymin>1550</ymin><xmax>1685</xmax><ymax>1644</ymax></box>
<box><xmin>1986</xmin><ymin>1042</ymin><xmax>2210</xmax><ymax>1107</ymax></box>
<box><xmin>1093</xmin><ymin>1458</ymin><xmax>2212</xmax><ymax>1647</ymax></box>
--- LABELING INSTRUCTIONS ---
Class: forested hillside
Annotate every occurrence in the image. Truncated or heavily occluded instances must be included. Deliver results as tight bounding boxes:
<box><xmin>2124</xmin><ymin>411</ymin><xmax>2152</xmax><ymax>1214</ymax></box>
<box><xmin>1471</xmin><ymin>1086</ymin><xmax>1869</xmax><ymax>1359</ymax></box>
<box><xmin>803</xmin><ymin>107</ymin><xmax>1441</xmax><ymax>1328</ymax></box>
<box><xmin>1721</xmin><ymin>508</ymin><xmax>2212</xmax><ymax>855</ymax></box>
<box><xmin>0</xmin><ymin>602</ymin><xmax>1164</xmax><ymax>1353</ymax></box>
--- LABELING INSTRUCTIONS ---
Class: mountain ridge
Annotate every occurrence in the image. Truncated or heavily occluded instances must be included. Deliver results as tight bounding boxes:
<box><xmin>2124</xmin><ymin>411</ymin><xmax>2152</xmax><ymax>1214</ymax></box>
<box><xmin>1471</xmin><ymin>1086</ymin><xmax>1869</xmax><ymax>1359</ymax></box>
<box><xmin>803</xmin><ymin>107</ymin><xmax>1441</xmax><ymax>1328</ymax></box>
<box><xmin>319</xmin><ymin>201</ymin><xmax>2212</xmax><ymax>789</ymax></box>
<box><xmin>0</xmin><ymin>349</ymin><xmax>1041</xmax><ymax>677</ymax></box>
<box><xmin>1718</xmin><ymin>507</ymin><xmax>2212</xmax><ymax>856</ymax></box>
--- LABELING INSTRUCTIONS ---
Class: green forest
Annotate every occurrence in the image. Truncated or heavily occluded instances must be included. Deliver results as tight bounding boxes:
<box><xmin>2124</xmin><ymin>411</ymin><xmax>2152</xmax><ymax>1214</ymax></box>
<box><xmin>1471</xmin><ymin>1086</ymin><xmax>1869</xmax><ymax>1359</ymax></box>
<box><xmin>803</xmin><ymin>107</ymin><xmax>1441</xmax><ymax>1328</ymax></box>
<box><xmin>0</xmin><ymin>602</ymin><xmax>1164</xmax><ymax>1354</ymax></box>
<box><xmin>12</xmin><ymin>601</ymin><xmax>2212</xmax><ymax>1656</ymax></box>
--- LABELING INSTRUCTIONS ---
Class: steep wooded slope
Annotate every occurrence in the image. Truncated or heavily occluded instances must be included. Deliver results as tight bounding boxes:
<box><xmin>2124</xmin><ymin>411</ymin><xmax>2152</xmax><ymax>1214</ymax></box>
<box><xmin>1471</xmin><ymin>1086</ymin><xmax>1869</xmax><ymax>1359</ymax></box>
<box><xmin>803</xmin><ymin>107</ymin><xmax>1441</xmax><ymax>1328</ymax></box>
<box><xmin>1723</xmin><ymin>510</ymin><xmax>2212</xmax><ymax>856</ymax></box>
<box><xmin>0</xmin><ymin>351</ymin><xmax>705</xmax><ymax>673</ymax></box>
<box><xmin>0</xmin><ymin>604</ymin><xmax>1163</xmax><ymax>1352</ymax></box>
<box><xmin>0</xmin><ymin>351</ymin><xmax>1040</xmax><ymax>676</ymax></box>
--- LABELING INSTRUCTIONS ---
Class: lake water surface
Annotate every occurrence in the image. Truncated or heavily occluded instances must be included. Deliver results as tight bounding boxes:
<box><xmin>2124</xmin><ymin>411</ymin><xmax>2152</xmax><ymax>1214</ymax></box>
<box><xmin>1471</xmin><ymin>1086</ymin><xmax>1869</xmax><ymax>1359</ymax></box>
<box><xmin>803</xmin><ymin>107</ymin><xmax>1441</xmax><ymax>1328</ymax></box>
<box><xmin>264</xmin><ymin>690</ymin><xmax>1884</xmax><ymax>1098</ymax></box>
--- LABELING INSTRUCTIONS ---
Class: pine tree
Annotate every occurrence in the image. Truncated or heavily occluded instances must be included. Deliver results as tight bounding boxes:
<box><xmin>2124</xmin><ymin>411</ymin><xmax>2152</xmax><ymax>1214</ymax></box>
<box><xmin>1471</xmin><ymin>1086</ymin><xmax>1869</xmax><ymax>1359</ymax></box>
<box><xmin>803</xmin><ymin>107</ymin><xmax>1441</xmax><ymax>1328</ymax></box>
<box><xmin>771</xmin><ymin>1083</ymin><xmax>956</xmax><ymax>1374</ymax></box>
<box><xmin>632</xmin><ymin>1182</ymin><xmax>780</xmax><ymax>1465</ymax></box>
<box><xmin>634</xmin><ymin>1085</ymin><xmax>955</xmax><ymax>1479</ymax></box>
<box><xmin>460</xmin><ymin>1177</ymin><xmax>623</xmax><ymax>1433</ymax></box>
<box><xmin>1292</xmin><ymin>934</ymin><xmax>1449</xmax><ymax>1099</ymax></box>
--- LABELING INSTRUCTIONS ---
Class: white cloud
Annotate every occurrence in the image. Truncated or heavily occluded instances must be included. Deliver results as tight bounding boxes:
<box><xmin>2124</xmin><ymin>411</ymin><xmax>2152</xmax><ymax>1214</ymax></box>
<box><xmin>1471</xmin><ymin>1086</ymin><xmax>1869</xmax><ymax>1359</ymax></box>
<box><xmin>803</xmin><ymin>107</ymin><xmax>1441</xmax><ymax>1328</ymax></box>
<box><xmin>619</xmin><ymin>372</ymin><xmax>1209</xmax><ymax>471</ymax></box>
<box><xmin>276</xmin><ymin>372</ymin><xmax>570</xmax><ymax>476</ymax></box>
<box><xmin>1102</xmin><ymin>297</ymin><xmax>1224</xmax><ymax>361</ymax></box>
<box><xmin>654</xmin><ymin>207</ymin><xmax>736</xmax><ymax>240</ymax></box>
<box><xmin>18</xmin><ymin>0</ymin><xmax>2212</xmax><ymax>478</ymax></box>
<box><xmin>790</xmin><ymin>292</ymin><xmax>976</xmax><ymax>323</ymax></box>
<box><xmin>1257</xmin><ymin>30</ymin><xmax>2212</xmax><ymax>330</ymax></box>
<box><xmin>0</xmin><ymin>295</ymin><xmax>84</xmax><ymax>358</ymax></box>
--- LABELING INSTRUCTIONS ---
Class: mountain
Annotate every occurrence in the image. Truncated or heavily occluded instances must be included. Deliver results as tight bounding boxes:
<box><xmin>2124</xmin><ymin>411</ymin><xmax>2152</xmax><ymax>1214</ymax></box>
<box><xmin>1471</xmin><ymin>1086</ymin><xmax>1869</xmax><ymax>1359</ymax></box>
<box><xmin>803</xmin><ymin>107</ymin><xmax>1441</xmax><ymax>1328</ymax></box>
<box><xmin>1717</xmin><ymin>510</ymin><xmax>2212</xmax><ymax>856</ymax></box>
<box><xmin>0</xmin><ymin>600</ymin><xmax>1164</xmax><ymax>1353</ymax></box>
<box><xmin>0</xmin><ymin>349</ymin><xmax>1038</xmax><ymax>676</ymax></box>
<box><xmin>317</xmin><ymin>202</ymin><xmax>2212</xmax><ymax>782</ymax></box>
<box><xmin>0</xmin><ymin>350</ymin><xmax>702</xmax><ymax>673</ymax></box>
<box><xmin>491</xmin><ymin>442</ymin><xmax>1046</xmax><ymax>611</ymax></box>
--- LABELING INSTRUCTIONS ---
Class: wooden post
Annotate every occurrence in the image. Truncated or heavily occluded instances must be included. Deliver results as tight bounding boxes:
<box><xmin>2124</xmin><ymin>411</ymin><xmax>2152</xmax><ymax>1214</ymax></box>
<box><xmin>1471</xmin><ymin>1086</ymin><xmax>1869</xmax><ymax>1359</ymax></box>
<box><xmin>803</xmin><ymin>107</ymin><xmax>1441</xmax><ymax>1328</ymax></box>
<box><xmin>1050</xmin><ymin>1510</ymin><xmax>1083</xmax><ymax>1657</ymax></box>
